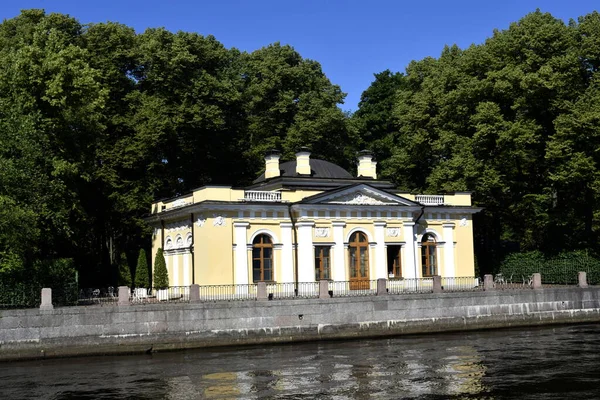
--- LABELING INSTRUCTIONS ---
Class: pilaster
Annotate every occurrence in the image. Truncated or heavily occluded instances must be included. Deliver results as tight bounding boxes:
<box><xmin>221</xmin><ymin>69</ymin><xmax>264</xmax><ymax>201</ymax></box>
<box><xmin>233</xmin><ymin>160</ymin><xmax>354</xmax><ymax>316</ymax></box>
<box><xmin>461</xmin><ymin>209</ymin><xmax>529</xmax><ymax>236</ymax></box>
<box><xmin>332</xmin><ymin>221</ymin><xmax>346</xmax><ymax>281</ymax></box>
<box><xmin>443</xmin><ymin>222</ymin><xmax>456</xmax><ymax>278</ymax></box>
<box><xmin>403</xmin><ymin>222</ymin><xmax>417</xmax><ymax>279</ymax></box>
<box><xmin>280</xmin><ymin>222</ymin><xmax>294</xmax><ymax>283</ymax></box>
<box><xmin>297</xmin><ymin>221</ymin><xmax>315</xmax><ymax>283</ymax></box>
<box><xmin>233</xmin><ymin>222</ymin><xmax>250</xmax><ymax>285</ymax></box>
<box><xmin>374</xmin><ymin>221</ymin><xmax>387</xmax><ymax>279</ymax></box>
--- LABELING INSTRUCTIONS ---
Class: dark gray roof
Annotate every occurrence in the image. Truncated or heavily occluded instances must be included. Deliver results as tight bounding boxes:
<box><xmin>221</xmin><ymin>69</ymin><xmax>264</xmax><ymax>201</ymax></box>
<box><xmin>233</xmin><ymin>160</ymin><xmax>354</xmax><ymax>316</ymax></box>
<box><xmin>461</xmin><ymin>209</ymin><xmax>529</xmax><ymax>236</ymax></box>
<box><xmin>253</xmin><ymin>159</ymin><xmax>353</xmax><ymax>183</ymax></box>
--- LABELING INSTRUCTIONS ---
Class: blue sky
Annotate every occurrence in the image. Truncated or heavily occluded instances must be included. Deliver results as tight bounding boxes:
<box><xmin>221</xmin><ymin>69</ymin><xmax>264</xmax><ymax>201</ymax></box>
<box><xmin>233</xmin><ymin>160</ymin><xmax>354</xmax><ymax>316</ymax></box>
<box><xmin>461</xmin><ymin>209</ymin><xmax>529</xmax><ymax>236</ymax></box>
<box><xmin>2</xmin><ymin>1</ymin><xmax>598</xmax><ymax>111</ymax></box>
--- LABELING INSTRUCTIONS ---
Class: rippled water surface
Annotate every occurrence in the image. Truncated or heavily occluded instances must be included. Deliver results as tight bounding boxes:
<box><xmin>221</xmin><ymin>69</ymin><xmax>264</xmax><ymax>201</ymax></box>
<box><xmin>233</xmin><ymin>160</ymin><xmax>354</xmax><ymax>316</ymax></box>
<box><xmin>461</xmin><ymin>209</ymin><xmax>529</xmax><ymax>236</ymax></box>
<box><xmin>1</xmin><ymin>324</ymin><xmax>600</xmax><ymax>399</ymax></box>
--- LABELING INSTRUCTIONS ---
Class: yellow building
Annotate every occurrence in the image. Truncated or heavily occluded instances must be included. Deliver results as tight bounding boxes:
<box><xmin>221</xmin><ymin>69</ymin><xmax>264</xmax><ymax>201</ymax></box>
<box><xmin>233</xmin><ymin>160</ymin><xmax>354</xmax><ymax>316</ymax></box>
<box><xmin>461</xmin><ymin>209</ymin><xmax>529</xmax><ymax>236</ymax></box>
<box><xmin>146</xmin><ymin>149</ymin><xmax>481</xmax><ymax>287</ymax></box>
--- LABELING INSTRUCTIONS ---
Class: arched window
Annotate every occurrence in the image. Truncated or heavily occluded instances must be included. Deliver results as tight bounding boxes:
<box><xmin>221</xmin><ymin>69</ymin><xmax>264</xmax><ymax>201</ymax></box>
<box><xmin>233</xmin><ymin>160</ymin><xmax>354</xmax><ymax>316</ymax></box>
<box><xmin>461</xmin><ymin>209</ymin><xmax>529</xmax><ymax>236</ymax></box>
<box><xmin>348</xmin><ymin>232</ymin><xmax>369</xmax><ymax>289</ymax></box>
<box><xmin>421</xmin><ymin>233</ymin><xmax>437</xmax><ymax>277</ymax></box>
<box><xmin>252</xmin><ymin>234</ymin><xmax>273</xmax><ymax>282</ymax></box>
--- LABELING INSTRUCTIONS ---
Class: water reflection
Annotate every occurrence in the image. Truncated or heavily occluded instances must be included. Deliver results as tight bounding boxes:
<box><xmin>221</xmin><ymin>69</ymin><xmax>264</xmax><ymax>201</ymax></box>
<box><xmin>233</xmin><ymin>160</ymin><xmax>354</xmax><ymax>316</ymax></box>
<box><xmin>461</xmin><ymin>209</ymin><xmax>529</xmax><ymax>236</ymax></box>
<box><xmin>1</xmin><ymin>324</ymin><xmax>599</xmax><ymax>399</ymax></box>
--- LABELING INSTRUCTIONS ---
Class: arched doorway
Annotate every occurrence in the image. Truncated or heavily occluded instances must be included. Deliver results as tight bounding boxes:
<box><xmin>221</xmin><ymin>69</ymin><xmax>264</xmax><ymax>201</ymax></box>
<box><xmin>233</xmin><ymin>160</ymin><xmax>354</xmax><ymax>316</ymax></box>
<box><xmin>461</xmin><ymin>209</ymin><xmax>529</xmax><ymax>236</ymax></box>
<box><xmin>421</xmin><ymin>233</ymin><xmax>437</xmax><ymax>277</ymax></box>
<box><xmin>348</xmin><ymin>231</ymin><xmax>369</xmax><ymax>290</ymax></box>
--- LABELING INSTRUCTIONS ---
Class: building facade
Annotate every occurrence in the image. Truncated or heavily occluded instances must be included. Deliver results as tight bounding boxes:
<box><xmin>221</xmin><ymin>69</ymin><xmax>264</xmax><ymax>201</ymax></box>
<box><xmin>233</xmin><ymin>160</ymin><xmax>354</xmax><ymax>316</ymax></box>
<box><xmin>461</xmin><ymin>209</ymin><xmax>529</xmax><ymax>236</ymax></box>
<box><xmin>146</xmin><ymin>150</ymin><xmax>481</xmax><ymax>288</ymax></box>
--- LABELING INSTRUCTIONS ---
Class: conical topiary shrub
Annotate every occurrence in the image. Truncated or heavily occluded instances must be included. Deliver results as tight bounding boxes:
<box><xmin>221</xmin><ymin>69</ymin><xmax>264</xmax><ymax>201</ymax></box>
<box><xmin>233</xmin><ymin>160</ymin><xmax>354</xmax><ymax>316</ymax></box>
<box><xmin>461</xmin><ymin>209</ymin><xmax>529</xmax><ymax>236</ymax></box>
<box><xmin>117</xmin><ymin>252</ymin><xmax>132</xmax><ymax>287</ymax></box>
<box><xmin>135</xmin><ymin>249</ymin><xmax>150</xmax><ymax>289</ymax></box>
<box><xmin>153</xmin><ymin>248</ymin><xmax>169</xmax><ymax>290</ymax></box>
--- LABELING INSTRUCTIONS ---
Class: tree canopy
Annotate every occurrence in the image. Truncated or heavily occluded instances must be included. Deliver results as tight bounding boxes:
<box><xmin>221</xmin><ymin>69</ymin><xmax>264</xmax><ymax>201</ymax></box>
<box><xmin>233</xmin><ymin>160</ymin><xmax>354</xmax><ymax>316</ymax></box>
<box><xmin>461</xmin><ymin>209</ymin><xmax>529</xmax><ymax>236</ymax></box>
<box><xmin>355</xmin><ymin>10</ymin><xmax>600</xmax><ymax>271</ymax></box>
<box><xmin>0</xmin><ymin>10</ymin><xmax>351</xmax><ymax>285</ymax></box>
<box><xmin>2</xmin><ymin>9</ymin><xmax>600</xmax><ymax>282</ymax></box>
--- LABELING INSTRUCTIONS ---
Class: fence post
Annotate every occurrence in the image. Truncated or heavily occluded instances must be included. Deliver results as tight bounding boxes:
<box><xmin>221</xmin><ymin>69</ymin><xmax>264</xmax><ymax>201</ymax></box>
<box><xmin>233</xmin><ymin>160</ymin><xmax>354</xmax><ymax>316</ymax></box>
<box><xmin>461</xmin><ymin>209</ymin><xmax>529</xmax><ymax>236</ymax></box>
<box><xmin>532</xmin><ymin>273</ymin><xmax>542</xmax><ymax>289</ymax></box>
<box><xmin>578</xmin><ymin>272</ymin><xmax>588</xmax><ymax>288</ymax></box>
<box><xmin>483</xmin><ymin>274</ymin><xmax>495</xmax><ymax>290</ymax></box>
<box><xmin>377</xmin><ymin>278</ymin><xmax>388</xmax><ymax>296</ymax></box>
<box><xmin>319</xmin><ymin>280</ymin><xmax>330</xmax><ymax>299</ymax></box>
<box><xmin>40</xmin><ymin>288</ymin><xmax>53</xmax><ymax>310</ymax></box>
<box><xmin>118</xmin><ymin>286</ymin><xmax>130</xmax><ymax>306</ymax></box>
<box><xmin>432</xmin><ymin>276</ymin><xmax>442</xmax><ymax>293</ymax></box>
<box><xmin>257</xmin><ymin>282</ymin><xmax>268</xmax><ymax>300</ymax></box>
<box><xmin>189</xmin><ymin>284</ymin><xmax>200</xmax><ymax>301</ymax></box>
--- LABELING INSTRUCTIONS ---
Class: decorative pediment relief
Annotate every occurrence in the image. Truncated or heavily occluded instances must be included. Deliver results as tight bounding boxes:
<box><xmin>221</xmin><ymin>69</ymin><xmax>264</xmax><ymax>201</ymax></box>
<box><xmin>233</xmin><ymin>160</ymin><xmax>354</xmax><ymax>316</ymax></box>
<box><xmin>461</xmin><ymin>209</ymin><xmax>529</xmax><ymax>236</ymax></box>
<box><xmin>327</xmin><ymin>192</ymin><xmax>390</xmax><ymax>205</ymax></box>
<box><xmin>302</xmin><ymin>183</ymin><xmax>418</xmax><ymax>206</ymax></box>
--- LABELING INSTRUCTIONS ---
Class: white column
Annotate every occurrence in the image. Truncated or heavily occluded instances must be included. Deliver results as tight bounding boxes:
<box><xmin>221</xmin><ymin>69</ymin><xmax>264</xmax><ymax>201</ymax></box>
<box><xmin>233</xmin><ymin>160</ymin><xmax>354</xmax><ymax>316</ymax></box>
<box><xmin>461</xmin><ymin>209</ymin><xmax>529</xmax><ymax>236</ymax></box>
<box><xmin>297</xmin><ymin>221</ymin><xmax>315</xmax><ymax>283</ymax></box>
<box><xmin>183</xmin><ymin>252</ymin><xmax>190</xmax><ymax>286</ymax></box>
<box><xmin>403</xmin><ymin>222</ymin><xmax>417</xmax><ymax>279</ymax></box>
<box><xmin>332</xmin><ymin>222</ymin><xmax>346</xmax><ymax>281</ymax></box>
<box><xmin>173</xmin><ymin>253</ymin><xmax>180</xmax><ymax>286</ymax></box>
<box><xmin>233</xmin><ymin>222</ymin><xmax>250</xmax><ymax>285</ymax></box>
<box><xmin>374</xmin><ymin>221</ymin><xmax>387</xmax><ymax>279</ymax></box>
<box><xmin>443</xmin><ymin>222</ymin><xmax>456</xmax><ymax>277</ymax></box>
<box><xmin>280</xmin><ymin>223</ymin><xmax>294</xmax><ymax>283</ymax></box>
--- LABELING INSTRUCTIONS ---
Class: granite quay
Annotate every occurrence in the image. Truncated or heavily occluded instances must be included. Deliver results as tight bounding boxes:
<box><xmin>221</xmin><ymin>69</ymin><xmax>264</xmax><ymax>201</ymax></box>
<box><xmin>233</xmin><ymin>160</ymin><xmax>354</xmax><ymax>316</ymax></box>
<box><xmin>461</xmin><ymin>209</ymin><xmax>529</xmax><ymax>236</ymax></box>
<box><xmin>1</xmin><ymin>273</ymin><xmax>599</xmax><ymax>361</ymax></box>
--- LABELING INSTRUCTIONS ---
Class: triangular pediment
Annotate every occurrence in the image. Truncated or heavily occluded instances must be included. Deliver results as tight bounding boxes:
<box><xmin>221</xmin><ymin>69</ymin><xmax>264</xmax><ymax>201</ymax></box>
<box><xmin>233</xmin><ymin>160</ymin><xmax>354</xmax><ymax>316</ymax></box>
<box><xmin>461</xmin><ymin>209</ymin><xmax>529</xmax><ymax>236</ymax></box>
<box><xmin>301</xmin><ymin>184</ymin><xmax>418</xmax><ymax>206</ymax></box>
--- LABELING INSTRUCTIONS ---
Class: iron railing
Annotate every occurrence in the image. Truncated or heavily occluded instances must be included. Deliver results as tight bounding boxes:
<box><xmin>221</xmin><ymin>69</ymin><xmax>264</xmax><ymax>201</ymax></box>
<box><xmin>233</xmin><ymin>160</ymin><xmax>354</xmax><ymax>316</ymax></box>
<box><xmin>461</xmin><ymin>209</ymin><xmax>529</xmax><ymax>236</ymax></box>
<box><xmin>131</xmin><ymin>286</ymin><xmax>190</xmax><ymax>304</ymax></box>
<box><xmin>267</xmin><ymin>282</ymin><xmax>320</xmax><ymax>299</ymax></box>
<box><xmin>442</xmin><ymin>277</ymin><xmax>482</xmax><ymax>292</ymax></box>
<box><xmin>328</xmin><ymin>280</ymin><xmax>378</xmax><ymax>297</ymax></box>
<box><xmin>199</xmin><ymin>284</ymin><xmax>258</xmax><ymax>302</ymax></box>
<box><xmin>492</xmin><ymin>274</ymin><xmax>535</xmax><ymax>290</ymax></box>
<box><xmin>387</xmin><ymin>278</ymin><xmax>434</xmax><ymax>294</ymax></box>
<box><xmin>78</xmin><ymin>287</ymin><xmax>119</xmax><ymax>306</ymax></box>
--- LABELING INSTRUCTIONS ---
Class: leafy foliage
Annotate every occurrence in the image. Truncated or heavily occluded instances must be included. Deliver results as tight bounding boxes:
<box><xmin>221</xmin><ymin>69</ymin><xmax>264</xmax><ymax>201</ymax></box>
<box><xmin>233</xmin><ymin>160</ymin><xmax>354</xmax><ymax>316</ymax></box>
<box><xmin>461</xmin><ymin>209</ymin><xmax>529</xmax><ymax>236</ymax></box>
<box><xmin>153</xmin><ymin>248</ymin><xmax>168</xmax><ymax>289</ymax></box>
<box><xmin>356</xmin><ymin>10</ymin><xmax>600</xmax><ymax>270</ymax></box>
<box><xmin>117</xmin><ymin>252</ymin><xmax>132</xmax><ymax>287</ymax></box>
<box><xmin>0</xmin><ymin>10</ymin><xmax>350</xmax><ymax>286</ymax></box>
<box><xmin>499</xmin><ymin>251</ymin><xmax>600</xmax><ymax>285</ymax></box>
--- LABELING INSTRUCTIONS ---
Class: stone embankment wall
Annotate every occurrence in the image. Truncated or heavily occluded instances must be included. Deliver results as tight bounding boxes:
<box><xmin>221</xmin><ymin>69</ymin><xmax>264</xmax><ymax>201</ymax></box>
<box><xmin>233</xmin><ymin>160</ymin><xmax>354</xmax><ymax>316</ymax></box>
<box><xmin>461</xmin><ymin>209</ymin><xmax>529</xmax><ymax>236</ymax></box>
<box><xmin>1</xmin><ymin>287</ymin><xmax>600</xmax><ymax>361</ymax></box>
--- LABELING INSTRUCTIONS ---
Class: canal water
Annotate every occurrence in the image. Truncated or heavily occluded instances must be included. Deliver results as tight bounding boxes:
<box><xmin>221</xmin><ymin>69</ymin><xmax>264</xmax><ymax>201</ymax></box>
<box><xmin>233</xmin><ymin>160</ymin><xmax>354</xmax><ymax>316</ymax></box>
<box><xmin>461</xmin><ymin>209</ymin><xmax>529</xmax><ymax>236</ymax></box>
<box><xmin>1</xmin><ymin>324</ymin><xmax>599</xmax><ymax>399</ymax></box>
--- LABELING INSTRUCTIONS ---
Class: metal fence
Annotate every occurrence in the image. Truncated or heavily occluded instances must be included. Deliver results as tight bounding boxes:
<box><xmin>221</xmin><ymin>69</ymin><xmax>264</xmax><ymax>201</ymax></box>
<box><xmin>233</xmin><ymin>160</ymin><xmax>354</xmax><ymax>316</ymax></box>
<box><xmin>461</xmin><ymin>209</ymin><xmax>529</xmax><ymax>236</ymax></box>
<box><xmin>198</xmin><ymin>284</ymin><xmax>258</xmax><ymax>302</ymax></box>
<box><xmin>78</xmin><ymin>287</ymin><xmax>118</xmax><ymax>306</ymax></box>
<box><xmin>267</xmin><ymin>282</ymin><xmax>320</xmax><ymax>300</ymax></box>
<box><xmin>0</xmin><ymin>282</ymin><xmax>41</xmax><ymax>309</ymax></box>
<box><xmin>386</xmin><ymin>278</ymin><xmax>434</xmax><ymax>294</ymax></box>
<box><xmin>442</xmin><ymin>277</ymin><xmax>482</xmax><ymax>292</ymax></box>
<box><xmin>328</xmin><ymin>280</ymin><xmax>378</xmax><ymax>297</ymax></box>
<box><xmin>130</xmin><ymin>286</ymin><xmax>190</xmax><ymax>304</ymax></box>
<box><xmin>492</xmin><ymin>274</ymin><xmax>535</xmax><ymax>290</ymax></box>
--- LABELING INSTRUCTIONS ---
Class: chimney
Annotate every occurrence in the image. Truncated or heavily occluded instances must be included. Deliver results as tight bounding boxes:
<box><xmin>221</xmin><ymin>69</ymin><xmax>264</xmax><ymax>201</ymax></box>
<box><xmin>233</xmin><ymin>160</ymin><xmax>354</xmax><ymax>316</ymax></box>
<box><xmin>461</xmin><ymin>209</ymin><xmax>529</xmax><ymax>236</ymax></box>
<box><xmin>295</xmin><ymin>147</ymin><xmax>311</xmax><ymax>175</ymax></box>
<box><xmin>264</xmin><ymin>150</ymin><xmax>281</xmax><ymax>179</ymax></box>
<box><xmin>357</xmin><ymin>150</ymin><xmax>377</xmax><ymax>179</ymax></box>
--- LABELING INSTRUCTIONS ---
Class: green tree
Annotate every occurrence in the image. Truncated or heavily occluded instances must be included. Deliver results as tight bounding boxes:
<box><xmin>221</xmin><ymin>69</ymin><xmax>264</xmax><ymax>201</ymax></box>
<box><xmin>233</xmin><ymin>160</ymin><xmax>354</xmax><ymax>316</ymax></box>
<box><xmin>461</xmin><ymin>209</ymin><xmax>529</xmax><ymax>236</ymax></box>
<box><xmin>153</xmin><ymin>248</ymin><xmax>168</xmax><ymax>289</ymax></box>
<box><xmin>117</xmin><ymin>252</ymin><xmax>132</xmax><ymax>287</ymax></box>
<box><xmin>352</xmin><ymin>69</ymin><xmax>405</xmax><ymax>159</ymax></box>
<box><xmin>135</xmin><ymin>249</ymin><xmax>150</xmax><ymax>288</ymax></box>
<box><xmin>353</xmin><ymin>10</ymin><xmax>599</xmax><ymax>271</ymax></box>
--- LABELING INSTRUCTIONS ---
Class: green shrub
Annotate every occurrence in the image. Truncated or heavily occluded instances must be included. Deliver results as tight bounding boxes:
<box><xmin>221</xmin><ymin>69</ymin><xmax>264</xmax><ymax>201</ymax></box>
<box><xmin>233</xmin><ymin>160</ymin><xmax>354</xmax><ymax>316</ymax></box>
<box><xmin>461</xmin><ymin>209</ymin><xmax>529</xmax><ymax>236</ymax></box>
<box><xmin>153</xmin><ymin>248</ymin><xmax>168</xmax><ymax>289</ymax></box>
<box><xmin>135</xmin><ymin>249</ymin><xmax>150</xmax><ymax>288</ymax></box>
<box><xmin>499</xmin><ymin>251</ymin><xmax>600</xmax><ymax>284</ymax></box>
